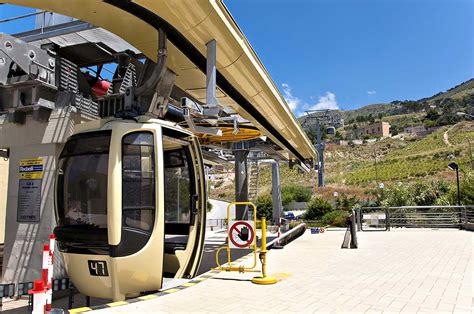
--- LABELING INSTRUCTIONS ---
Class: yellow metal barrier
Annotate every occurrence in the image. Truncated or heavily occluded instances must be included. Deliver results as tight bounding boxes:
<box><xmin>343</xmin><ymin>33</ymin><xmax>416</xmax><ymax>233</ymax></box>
<box><xmin>251</xmin><ymin>217</ymin><xmax>277</xmax><ymax>285</ymax></box>
<box><xmin>213</xmin><ymin>201</ymin><xmax>277</xmax><ymax>284</ymax></box>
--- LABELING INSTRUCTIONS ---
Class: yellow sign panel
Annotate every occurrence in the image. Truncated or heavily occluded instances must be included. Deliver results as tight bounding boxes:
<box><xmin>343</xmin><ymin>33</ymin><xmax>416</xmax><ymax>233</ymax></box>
<box><xmin>19</xmin><ymin>158</ymin><xmax>44</xmax><ymax>179</ymax></box>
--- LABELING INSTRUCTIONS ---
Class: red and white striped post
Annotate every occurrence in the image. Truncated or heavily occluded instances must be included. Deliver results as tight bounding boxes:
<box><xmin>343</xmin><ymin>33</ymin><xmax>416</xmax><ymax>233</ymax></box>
<box><xmin>28</xmin><ymin>280</ymin><xmax>47</xmax><ymax>314</ymax></box>
<box><xmin>41</xmin><ymin>244</ymin><xmax>49</xmax><ymax>288</ymax></box>
<box><xmin>46</xmin><ymin>234</ymin><xmax>55</xmax><ymax>311</ymax></box>
<box><xmin>273</xmin><ymin>217</ymin><xmax>284</xmax><ymax>249</ymax></box>
<box><xmin>30</xmin><ymin>234</ymin><xmax>55</xmax><ymax>313</ymax></box>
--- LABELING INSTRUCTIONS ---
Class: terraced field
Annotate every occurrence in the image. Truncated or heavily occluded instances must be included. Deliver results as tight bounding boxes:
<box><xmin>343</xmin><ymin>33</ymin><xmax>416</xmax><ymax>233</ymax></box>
<box><xmin>209</xmin><ymin>121</ymin><xmax>473</xmax><ymax>201</ymax></box>
<box><xmin>343</xmin><ymin>122</ymin><xmax>473</xmax><ymax>185</ymax></box>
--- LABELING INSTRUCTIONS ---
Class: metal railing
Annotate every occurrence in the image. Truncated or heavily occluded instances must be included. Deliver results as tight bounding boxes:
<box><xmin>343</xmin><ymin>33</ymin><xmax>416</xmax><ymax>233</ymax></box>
<box><xmin>356</xmin><ymin>206</ymin><xmax>474</xmax><ymax>230</ymax></box>
<box><xmin>0</xmin><ymin>278</ymin><xmax>70</xmax><ymax>310</ymax></box>
<box><xmin>206</xmin><ymin>218</ymin><xmax>226</xmax><ymax>230</ymax></box>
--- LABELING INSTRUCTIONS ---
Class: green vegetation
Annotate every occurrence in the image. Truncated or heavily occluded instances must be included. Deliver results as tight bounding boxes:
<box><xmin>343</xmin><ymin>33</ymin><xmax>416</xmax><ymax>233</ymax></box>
<box><xmin>302</xmin><ymin>197</ymin><xmax>333</xmax><ymax>220</ymax></box>
<box><xmin>281</xmin><ymin>185</ymin><xmax>312</xmax><ymax>205</ymax></box>
<box><xmin>210</xmin><ymin>80</ymin><xmax>474</xmax><ymax>212</ymax></box>
<box><xmin>210</xmin><ymin>121</ymin><xmax>473</xmax><ymax>209</ymax></box>
<box><xmin>321</xmin><ymin>210</ymin><xmax>348</xmax><ymax>227</ymax></box>
<box><xmin>255</xmin><ymin>194</ymin><xmax>273</xmax><ymax>219</ymax></box>
<box><xmin>345</xmin><ymin>122</ymin><xmax>473</xmax><ymax>185</ymax></box>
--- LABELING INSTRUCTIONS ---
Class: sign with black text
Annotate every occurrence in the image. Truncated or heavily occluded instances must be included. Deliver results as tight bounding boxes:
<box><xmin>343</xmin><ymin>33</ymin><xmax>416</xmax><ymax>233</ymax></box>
<box><xmin>17</xmin><ymin>179</ymin><xmax>41</xmax><ymax>222</ymax></box>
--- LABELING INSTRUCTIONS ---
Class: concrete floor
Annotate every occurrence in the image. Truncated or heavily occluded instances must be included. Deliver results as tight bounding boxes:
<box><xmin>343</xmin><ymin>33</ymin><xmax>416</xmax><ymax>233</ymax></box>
<box><xmin>95</xmin><ymin>229</ymin><xmax>473</xmax><ymax>313</ymax></box>
<box><xmin>1</xmin><ymin>229</ymin><xmax>275</xmax><ymax>313</ymax></box>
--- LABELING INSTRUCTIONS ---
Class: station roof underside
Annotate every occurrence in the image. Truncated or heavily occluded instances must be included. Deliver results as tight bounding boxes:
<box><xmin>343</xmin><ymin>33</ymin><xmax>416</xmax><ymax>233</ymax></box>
<box><xmin>2</xmin><ymin>0</ymin><xmax>317</xmax><ymax>162</ymax></box>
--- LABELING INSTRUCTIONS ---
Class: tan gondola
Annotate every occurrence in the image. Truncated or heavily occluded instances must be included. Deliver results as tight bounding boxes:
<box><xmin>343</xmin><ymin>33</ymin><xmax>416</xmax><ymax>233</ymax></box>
<box><xmin>55</xmin><ymin>117</ymin><xmax>206</xmax><ymax>300</ymax></box>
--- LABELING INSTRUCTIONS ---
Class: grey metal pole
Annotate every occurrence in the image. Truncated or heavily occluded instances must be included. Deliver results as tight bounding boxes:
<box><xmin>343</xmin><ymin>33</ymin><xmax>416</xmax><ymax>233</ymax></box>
<box><xmin>386</xmin><ymin>207</ymin><xmax>391</xmax><ymax>231</ymax></box>
<box><xmin>456</xmin><ymin>168</ymin><xmax>461</xmax><ymax>206</ymax></box>
<box><xmin>206</xmin><ymin>39</ymin><xmax>218</xmax><ymax>107</ymax></box>
<box><xmin>316</xmin><ymin>119</ymin><xmax>325</xmax><ymax>187</ymax></box>
<box><xmin>234</xmin><ymin>149</ymin><xmax>249</xmax><ymax>220</ymax></box>
<box><xmin>350</xmin><ymin>210</ymin><xmax>358</xmax><ymax>249</ymax></box>
<box><xmin>355</xmin><ymin>208</ymin><xmax>361</xmax><ymax>231</ymax></box>
<box><xmin>271</xmin><ymin>162</ymin><xmax>282</xmax><ymax>225</ymax></box>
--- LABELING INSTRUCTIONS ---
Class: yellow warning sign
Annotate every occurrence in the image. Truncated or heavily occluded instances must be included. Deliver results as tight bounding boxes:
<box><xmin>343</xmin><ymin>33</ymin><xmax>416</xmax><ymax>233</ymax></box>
<box><xmin>19</xmin><ymin>158</ymin><xmax>44</xmax><ymax>179</ymax></box>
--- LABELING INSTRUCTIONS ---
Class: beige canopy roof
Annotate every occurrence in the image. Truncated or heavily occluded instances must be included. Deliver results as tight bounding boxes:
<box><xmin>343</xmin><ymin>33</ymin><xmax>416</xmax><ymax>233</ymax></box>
<box><xmin>3</xmin><ymin>0</ymin><xmax>316</xmax><ymax>162</ymax></box>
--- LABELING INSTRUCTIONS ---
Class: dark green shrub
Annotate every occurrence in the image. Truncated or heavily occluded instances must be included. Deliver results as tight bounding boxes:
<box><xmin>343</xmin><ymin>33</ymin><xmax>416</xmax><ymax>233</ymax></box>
<box><xmin>303</xmin><ymin>197</ymin><xmax>333</xmax><ymax>220</ymax></box>
<box><xmin>445</xmin><ymin>171</ymin><xmax>474</xmax><ymax>206</ymax></box>
<box><xmin>335</xmin><ymin>194</ymin><xmax>359</xmax><ymax>211</ymax></box>
<box><xmin>255</xmin><ymin>194</ymin><xmax>273</xmax><ymax>219</ymax></box>
<box><xmin>281</xmin><ymin>185</ymin><xmax>312</xmax><ymax>205</ymax></box>
<box><xmin>322</xmin><ymin>210</ymin><xmax>348</xmax><ymax>227</ymax></box>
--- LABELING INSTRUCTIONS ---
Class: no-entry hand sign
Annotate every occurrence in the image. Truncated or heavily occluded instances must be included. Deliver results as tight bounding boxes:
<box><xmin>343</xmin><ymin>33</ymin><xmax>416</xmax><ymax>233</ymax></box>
<box><xmin>228</xmin><ymin>220</ymin><xmax>255</xmax><ymax>249</ymax></box>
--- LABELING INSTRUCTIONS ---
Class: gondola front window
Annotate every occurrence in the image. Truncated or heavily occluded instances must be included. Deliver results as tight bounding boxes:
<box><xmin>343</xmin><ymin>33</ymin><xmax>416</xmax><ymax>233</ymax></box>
<box><xmin>56</xmin><ymin>131</ymin><xmax>111</xmax><ymax>230</ymax></box>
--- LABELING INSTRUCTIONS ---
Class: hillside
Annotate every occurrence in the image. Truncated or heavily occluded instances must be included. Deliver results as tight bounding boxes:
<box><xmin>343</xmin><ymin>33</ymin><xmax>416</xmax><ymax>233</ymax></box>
<box><xmin>340</xmin><ymin>104</ymin><xmax>400</xmax><ymax>123</ymax></box>
<box><xmin>299</xmin><ymin>78</ymin><xmax>474</xmax><ymax>131</ymax></box>
<box><xmin>210</xmin><ymin>78</ymin><xmax>474</xmax><ymax>205</ymax></box>
<box><xmin>209</xmin><ymin>121</ymin><xmax>474</xmax><ymax>203</ymax></box>
<box><xmin>330</xmin><ymin>121</ymin><xmax>474</xmax><ymax>185</ymax></box>
<box><xmin>420</xmin><ymin>78</ymin><xmax>474</xmax><ymax>103</ymax></box>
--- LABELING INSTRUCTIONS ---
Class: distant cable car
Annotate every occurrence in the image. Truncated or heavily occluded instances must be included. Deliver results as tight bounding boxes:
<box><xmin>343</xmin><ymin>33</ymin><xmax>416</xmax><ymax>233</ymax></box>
<box><xmin>326</xmin><ymin>126</ymin><xmax>336</xmax><ymax>135</ymax></box>
<box><xmin>54</xmin><ymin>117</ymin><xmax>206</xmax><ymax>301</ymax></box>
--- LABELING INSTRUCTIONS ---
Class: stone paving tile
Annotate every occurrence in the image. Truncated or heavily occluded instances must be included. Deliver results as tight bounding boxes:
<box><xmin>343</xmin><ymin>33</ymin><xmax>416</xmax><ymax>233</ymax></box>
<box><xmin>97</xmin><ymin>229</ymin><xmax>473</xmax><ymax>313</ymax></box>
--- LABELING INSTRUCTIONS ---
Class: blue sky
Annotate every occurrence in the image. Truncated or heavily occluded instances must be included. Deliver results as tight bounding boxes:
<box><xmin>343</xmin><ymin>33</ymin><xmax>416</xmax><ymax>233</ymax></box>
<box><xmin>226</xmin><ymin>0</ymin><xmax>474</xmax><ymax>115</ymax></box>
<box><xmin>1</xmin><ymin>1</ymin><xmax>473</xmax><ymax>116</ymax></box>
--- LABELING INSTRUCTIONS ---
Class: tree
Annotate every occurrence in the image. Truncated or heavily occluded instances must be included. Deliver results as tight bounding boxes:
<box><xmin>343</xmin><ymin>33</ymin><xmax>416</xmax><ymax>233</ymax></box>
<box><xmin>303</xmin><ymin>196</ymin><xmax>333</xmax><ymax>220</ymax></box>
<box><xmin>281</xmin><ymin>185</ymin><xmax>312</xmax><ymax>206</ymax></box>
<box><xmin>442</xmin><ymin>172</ymin><xmax>474</xmax><ymax>206</ymax></box>
<box><xmin>255</xmin><ymin>194</ymin><xmax>273</xmax><ymax>219</ymax></box>
<box><xmin>335</xmin><ymin>194</ymin><xmax>359</xmax><ymax>211</ymax></box>
<box><xmin>425</xmin><ymin>109</ymin><xmax>440</xmax><ymax>121</ymax></box>
<box><xmin>368</xmin><ymin>114</ymin><xmax>375</xmax><ymax>123</ymax></box>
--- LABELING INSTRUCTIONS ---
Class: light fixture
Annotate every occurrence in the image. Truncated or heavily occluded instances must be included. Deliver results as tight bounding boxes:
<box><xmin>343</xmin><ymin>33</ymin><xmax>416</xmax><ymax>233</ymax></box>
<box><xmin>447</xmin><ymin>162</ymin><xmax>458</xmax><ymax>171</ymax></box>
<box><xmin>0</xmin><ymin>148</ymin><xmax>9</xmax><ymax>160</ymax></box>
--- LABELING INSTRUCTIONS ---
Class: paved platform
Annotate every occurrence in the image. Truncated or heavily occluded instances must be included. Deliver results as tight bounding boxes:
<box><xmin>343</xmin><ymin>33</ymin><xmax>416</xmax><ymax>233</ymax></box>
<box><xmin>95</xmin><ymin>229</ymin><xmax>473</xmax><ymax>313</ymax></box>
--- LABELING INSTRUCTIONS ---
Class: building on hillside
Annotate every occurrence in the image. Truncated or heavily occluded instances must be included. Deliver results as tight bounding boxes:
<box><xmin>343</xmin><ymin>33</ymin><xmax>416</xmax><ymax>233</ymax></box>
<box><xmin>299</xmin><ymin>110</ymin><xmax>345</xmax><ymax>130</ymax></box>
<box><xmin>404</xmin><ymin>125</ymin><xmax>427</xmax><ymax>137</ymax></box>
<box><xmin>359</xmin><ymin>121</ymin><xmax>391</xmax><ymax>137</ymax></box>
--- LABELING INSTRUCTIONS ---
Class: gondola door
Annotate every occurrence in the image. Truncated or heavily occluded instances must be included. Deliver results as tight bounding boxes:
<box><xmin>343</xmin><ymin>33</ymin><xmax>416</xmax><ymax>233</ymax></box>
<box><xmin>107</xmin><ymin>124</ymin><xmax>165</xmax><ymax>301</ymax></box>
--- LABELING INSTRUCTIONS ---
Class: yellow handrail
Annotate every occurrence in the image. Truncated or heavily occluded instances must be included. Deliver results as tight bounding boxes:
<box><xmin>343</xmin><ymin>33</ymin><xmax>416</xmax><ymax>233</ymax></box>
<box><xmin>213</xmin><ymin>202</ymin><xmax>277</xmax><ymax>284</ymax></box>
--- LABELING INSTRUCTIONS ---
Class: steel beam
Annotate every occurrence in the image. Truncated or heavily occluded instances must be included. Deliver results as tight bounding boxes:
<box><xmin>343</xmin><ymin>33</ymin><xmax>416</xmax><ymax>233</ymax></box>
<box><xmin>234</xmin><ymin>149</ymin><xmax>249</xmax><ymax>220</ymax></box>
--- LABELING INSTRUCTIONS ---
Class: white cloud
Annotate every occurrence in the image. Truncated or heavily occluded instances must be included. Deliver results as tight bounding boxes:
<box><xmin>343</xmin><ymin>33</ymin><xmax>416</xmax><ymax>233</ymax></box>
<box><xmin>281</xmin><ymin>84</ymin><xmax>339</xmax><ymax>114</ymax></box>
<box><xmin>309</xmin><ymin>91</ymin><xmax>339</xmax><ymax>110</ymax></box>
<box><xmin>281</xmin><ymin>83</ymin><xmax>302</xmax><ymax>111</ymax></box>
<box><xmin>367</xmin><ymin>90</ymin><xmax>376</xmax><ymax>95</ymax></box>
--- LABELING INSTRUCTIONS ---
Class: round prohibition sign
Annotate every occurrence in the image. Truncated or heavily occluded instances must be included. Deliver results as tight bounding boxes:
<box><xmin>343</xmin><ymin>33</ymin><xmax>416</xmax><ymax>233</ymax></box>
<box><xmin>229</xmin><ymin>221</ymin><xmax>255</xmax><ymax>248</ymax></box>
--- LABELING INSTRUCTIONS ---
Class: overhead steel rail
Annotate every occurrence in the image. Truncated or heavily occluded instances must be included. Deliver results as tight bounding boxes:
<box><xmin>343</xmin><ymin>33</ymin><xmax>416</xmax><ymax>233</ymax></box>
<box><xmin>2</xmin><ymin>0</ymin><xmax>317</xmax><ymax>165</ymax></box>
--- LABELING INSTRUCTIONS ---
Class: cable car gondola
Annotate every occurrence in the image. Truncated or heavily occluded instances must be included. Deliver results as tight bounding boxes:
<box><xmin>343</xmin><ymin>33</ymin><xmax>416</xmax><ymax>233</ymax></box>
<box><xmin>54</xmin><ymin>116</ymin><xmax>206</xmax><ymax>301</ymax></box>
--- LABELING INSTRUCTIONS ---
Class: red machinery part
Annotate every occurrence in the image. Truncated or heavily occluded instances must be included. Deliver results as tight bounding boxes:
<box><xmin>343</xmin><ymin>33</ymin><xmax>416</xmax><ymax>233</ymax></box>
<box><xmin>92</xmin><ymin>80</ymin><xmax>111</xmax><ymax>97</ymax></box>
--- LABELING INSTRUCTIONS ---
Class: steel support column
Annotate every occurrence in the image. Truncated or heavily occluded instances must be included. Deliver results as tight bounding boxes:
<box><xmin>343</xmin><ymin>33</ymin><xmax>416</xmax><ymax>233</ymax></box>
<box><xmin>206</xmin><ymin>39</ymin><xmax>218</xmax><ymax>107</ymax></box>
<box><xmin>271</xmin><ymin>162</ymin><xmax>282</xmax><ymax>224</ymax></box>
<box><xmin>234</xmin><ymin>149</ymin><xmax>249</xmax><ymax>219</ymax></box>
